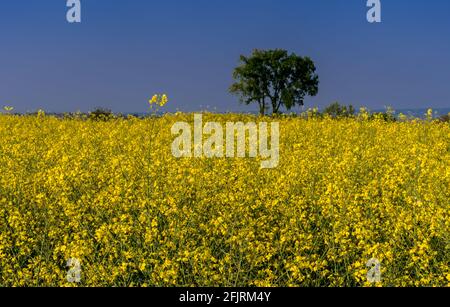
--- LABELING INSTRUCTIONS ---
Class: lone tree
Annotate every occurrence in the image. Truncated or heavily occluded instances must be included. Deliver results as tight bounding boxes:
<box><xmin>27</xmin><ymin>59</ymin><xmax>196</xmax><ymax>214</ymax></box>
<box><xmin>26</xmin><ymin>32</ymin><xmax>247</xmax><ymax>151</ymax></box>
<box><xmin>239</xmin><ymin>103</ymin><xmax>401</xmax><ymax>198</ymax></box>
<box><xmin>230</xmin><ymin>49</ymin><xmax>319</xmax><ymax>116</ymax></box>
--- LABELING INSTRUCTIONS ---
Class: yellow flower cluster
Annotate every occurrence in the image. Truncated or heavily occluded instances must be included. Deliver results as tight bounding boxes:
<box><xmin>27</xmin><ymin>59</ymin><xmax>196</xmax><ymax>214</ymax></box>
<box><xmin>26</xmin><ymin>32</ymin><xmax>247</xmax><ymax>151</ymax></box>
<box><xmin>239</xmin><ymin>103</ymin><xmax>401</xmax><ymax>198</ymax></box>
<box><xmin>149</xmin><ymin>94</ymin><xmax>168</xmax><ymax>107</ymax></box>
<box><xmin>0</xmin><ymin>113</ymin><xmax>448</xmax><ymax>287</ymax></box>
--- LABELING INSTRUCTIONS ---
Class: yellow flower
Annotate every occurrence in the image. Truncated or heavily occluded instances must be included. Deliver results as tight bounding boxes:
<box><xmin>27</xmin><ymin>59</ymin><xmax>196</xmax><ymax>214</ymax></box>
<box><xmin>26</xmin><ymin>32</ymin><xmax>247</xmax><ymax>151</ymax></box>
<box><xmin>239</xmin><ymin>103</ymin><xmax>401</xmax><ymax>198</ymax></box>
<box><xmin>0</xmin><ymin>111</ymin><xmax>448</xmax><ymax>287</ymax></box>
<box><xmin>149</xmin><ymin>95</ymin><xmax>158</xmax><ymax>105</ymax></box>
<box><xmin>149</xmin><ymin>94</ymin><xmax>169</xmax><ymax>107</ymax></box>
<box><xmin>426</xmin><ymin>108</ymin><xmax>434</xmax><ymax>120</ymax></box>
<box><xmin>160</xmin><ymin>94</ymin><xmax>168</xmax><ymax>107</ymax></box>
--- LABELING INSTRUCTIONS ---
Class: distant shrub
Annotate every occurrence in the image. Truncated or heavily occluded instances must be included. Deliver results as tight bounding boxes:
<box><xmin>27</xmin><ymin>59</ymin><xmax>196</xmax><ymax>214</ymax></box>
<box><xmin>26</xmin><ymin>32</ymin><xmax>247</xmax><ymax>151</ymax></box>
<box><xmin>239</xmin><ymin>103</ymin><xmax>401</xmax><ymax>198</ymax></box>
<box><xmin>323</xmin><ymin>102</ymin><xmax>355</xmax><ymax>118</ymax></box>
<box><xmin>439</xmin><ymin>113</ymin><xmax>450</xmax><ymax>123</ymax></box>
<box><xmin>89</xmin><ymin>108</ymin><xmax>113</xmax><ymax>121</ymax></box>
<box><xmin>369</xmin><ymin>112</ymin><xmax>397</xmax><ymax>122</ymax></box>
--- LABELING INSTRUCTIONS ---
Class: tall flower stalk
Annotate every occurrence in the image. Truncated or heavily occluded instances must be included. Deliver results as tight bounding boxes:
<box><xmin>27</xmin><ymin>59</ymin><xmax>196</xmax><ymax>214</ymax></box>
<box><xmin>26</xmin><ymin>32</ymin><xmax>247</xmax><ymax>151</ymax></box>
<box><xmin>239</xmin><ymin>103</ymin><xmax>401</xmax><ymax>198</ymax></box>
<box><xmin>146</xmin><ymin>94</ymin><xmax>168</xmax><ymax>198</ymax></box>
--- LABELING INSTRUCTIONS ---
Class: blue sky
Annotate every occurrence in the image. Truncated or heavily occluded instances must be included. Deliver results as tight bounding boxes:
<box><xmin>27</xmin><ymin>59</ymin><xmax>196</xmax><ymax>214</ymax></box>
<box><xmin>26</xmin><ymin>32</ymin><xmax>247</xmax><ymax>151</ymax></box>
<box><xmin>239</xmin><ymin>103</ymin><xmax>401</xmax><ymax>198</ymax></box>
<box><xmin>1</xmin><ymin>0</ymin><xmax>450</xmax><ymax>113</ymax></box>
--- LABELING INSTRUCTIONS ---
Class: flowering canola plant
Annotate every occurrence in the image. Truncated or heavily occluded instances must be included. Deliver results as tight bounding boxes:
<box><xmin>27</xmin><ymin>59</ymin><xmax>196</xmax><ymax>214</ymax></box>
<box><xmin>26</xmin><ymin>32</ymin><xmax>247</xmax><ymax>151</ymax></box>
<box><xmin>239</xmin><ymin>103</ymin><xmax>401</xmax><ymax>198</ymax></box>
<box><xmin>0</xmin><ymin>111</ymin><xmax>449</xmax><ymax>287</ymax></box>
<box><xmin>149</xmin><ymin>94</ymin><xmax>168</xmax><ymax>107</ymax></box>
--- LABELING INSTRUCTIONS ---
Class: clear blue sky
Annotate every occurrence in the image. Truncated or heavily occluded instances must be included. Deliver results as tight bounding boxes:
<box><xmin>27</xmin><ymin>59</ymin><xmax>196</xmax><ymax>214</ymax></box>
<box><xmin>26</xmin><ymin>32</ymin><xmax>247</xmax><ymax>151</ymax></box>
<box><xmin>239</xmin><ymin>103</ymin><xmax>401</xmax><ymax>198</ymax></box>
<box><xmin>1</xmin><ymin>0</ymin><xmax>450</xmax><ymax>113</ymax></box>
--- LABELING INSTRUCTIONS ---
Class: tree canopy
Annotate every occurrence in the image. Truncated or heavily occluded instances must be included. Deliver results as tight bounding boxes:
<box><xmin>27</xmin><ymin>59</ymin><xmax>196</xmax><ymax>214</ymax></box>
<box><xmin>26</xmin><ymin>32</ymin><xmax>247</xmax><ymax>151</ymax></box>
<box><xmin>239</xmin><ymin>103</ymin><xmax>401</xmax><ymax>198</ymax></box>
<box><xmin>230</xmin><ymin>49</ymin><xmax>319</xmax><ymax>115</ymax></box>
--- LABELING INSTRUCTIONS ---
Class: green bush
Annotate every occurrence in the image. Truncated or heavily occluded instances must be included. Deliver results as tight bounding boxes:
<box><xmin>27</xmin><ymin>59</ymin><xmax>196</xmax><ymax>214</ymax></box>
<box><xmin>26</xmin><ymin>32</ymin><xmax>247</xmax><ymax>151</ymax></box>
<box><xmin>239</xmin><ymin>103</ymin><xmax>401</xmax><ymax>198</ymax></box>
<box><xmin>89</xmin><ymin>108</ymin><xmax>113</xmax><ymax>121</ymax></box>
<box><xmin>439</xmin><ymin>114</ymin><xmax>450</xmax><ymax>123</ymax></box>
<box><xmin>323</xmin><ymin>102</ymin><xmax>355</xmax><ymax>118</ymax></box>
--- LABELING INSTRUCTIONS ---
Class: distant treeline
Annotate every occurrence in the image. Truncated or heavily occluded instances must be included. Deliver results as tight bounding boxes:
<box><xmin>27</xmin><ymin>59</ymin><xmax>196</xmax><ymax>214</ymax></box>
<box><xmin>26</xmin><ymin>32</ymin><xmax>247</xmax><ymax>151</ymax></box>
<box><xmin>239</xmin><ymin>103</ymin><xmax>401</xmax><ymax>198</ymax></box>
<box><xmin>5</xmin><ymin>104</ymin><xmax>450</xmax><ymax>122</ymax></box>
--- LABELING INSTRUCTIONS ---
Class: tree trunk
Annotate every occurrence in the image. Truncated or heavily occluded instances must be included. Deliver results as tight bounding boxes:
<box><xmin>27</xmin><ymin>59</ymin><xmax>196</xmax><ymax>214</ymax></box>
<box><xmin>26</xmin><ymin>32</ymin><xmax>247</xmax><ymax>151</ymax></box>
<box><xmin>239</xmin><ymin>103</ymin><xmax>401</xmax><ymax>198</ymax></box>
<box><xmin>275</xmin><ymin>100</ymin><xmax>283</xmax><ymax>114</ymax></box>
<box><xmin>271</xmin><ymin>98</ymin><xmax>278</xmax><ymax>115</ymax></box>
<box><xmin>259</xmin><ymin>100</ymin><xmax>265</xmax><ymax>116</ymax></box>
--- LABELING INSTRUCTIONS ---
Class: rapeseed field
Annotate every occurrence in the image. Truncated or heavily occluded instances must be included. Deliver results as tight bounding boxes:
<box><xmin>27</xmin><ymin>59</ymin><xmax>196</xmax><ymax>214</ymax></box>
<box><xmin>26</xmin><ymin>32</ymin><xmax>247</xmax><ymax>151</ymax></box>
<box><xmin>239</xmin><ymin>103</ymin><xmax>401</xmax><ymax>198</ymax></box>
<box><xmin>0</xmin><ymin>112</ymin><xmax>449</xmax><ymax>286</ymax></box>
